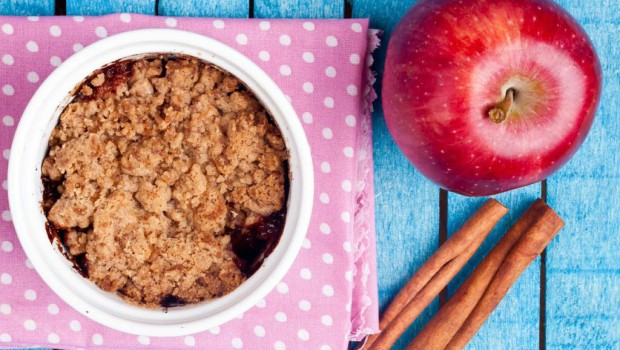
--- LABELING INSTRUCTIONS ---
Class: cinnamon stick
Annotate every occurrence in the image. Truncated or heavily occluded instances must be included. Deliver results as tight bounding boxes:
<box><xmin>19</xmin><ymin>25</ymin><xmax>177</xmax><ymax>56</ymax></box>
<box><xmin>364</xmin><ymin>198</ymin><xmax>507</xmax><ymax>349</ymax></box>
<box><xmin>445</xmin><ymin>201</ymin><xmax>563</xmax><ymax>349</ymax></box>
<box><xmin>408</xmin><ymin>199</ymin><xmax>549</xmax><ymax>350</ymax></box>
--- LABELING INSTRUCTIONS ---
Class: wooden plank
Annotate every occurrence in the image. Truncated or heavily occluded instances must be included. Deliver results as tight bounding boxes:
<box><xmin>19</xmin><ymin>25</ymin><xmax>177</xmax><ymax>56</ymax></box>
<box><xmin>158</xmin><ymin>0</ymin><xmax>249</xmax><ymax>18</ymax></box>
<box><xmin>66</xmin><ymin>0</ymin><xmax>154</xmax><ymax>15</ymax></box>
<box><xmin>0</xmin><ymin>0</ymin><xmax>53</xmax><ymax>15</ymax></box>
<box><xmin>546</xmin><ymin>2</ymin><xmax>620</xmax><ymax>348</ymax></box>
<box><xmin>350</xmin><ymin>0</ymin><xmax>441</xmax><ymax>348</ymax></box>
<box><xmin>447</xmin><ymin>187</ymin><xmax>542</xmax><ymax>350</ymax></box>
<box><xmin>254</xmin><ymin>0</ymin><xmax>343</xmax><ymax>18</ymax></box>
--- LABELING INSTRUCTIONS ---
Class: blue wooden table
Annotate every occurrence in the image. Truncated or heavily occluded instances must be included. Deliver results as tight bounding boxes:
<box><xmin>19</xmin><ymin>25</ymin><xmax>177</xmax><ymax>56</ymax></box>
<box><xmin>1</xmin><ymin>0</ymin><xmax>618</xmax><ymax>349</ymax></box>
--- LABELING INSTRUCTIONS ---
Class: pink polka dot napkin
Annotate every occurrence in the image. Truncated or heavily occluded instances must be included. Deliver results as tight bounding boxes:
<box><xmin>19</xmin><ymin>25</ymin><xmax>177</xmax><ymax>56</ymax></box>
<box><xmin>0</xmin><ymin>14</ymin><xmax>379</xmax><ymax>349</ymax></box>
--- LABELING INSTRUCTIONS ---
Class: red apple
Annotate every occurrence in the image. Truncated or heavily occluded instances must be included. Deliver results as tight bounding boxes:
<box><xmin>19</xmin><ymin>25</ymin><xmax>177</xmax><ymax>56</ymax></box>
<box><xmin>383</xmin><ymin>0</ymin><xmax>602</xmax><ymax>196</ymax></box>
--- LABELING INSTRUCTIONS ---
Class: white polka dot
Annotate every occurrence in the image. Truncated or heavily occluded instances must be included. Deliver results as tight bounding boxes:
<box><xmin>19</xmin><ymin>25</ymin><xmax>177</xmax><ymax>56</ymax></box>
<box><xmin>26</xmin><ymin>40</ymin><xmax>39</xmax><ymax>52</ymax></box>
<box><xmin>232</xmin><ymin>337</ymin><xmax>243</xmax><ymax>349</ymax></box>
<box><xmin>49</xmin><ymin>25</ymin><xmax>61</xmax><ymax>37</ymax></box>
<box><xmin>1</xmin><ymin>241</ymin><xmax>12</xmax><ymax>252</ymax></box>
<box><xmin>48</xmin><ymin>332</ymin><xmax>60</xmax><ymax>344</ymax></box>
<box><xmin>351</xmin><ymin>23</ymin><xmax>363</xmax><ymax>32</ymax></box>
<box><xmin>302</xmin><ymin>22</ymin><xmax>315</xmax><ymax>31</ymax></box>
<box><xmin>2</xmin><ymin>23</ymin><xmax>13</xmax><ymax>35</ymax></box>
<box><xmin>212</xmin><ymin>19</ymin><xmax>224</xmax><ymax>29</ymax></box>
<box><xmin>95</xmin><ymin>26</ymin><xmax>107</xmax><ymax>38</ymax></box>
<box><xmin>322</xmin><ymin>128</ymin><xmax>333</xmax><ymax>139</ymax></box>
<box><xmin>73</xmin><ymin>43</ymin><xmax>83</xmax><ymax>52</ymax></box>
<box><xmin>208</xmin><ymin>326</ymin><xmax>220</xmax><ymax>335</ymax></box>
<box><xmin>322</xmin><ymin>253</ymin><xmax>334</xmax><ymax>264</ymax></box>
<box><xmin>2</xmin><ymin>85</ymin><xmax>14</xmax><ymax>96</ymax></box>
<box><xmin>343</xmin><ymin>241</ymin><xmax>353</xmax><ymax>252</ymax></box>
<box><xmin>137</xmin><ymin>335</ymin><xmax>150</xmax><ymax>345</ymax></box>
<box><xmin>299</xmin><ymin>300</ymin><xmax>311</xmax><ymax>311</ymax></box>
<box><xmin>24</xmin><ymin>319</ymin><xmax>36</xmax><ymax>330</ymax></box>
<box><xmin>2</xmin><ymin>149</ymin><xmax>9</xmax><ymax>160</ymax></box>
<box><xmin>236</xmin><ymin>34</ymin><xmax>248</xmax><ymax>45</ymax></box>
<box><xmin>1</xmin><ymin>180</ymin><xmax>6</xmax><ymax>190</ymax></box>
<box><xmin>275</xmin><ymin>311</ymin><xmax>287</xmax><ymax>323</ymax></box>
<box><xmin>0</xmin><ymin>304</ymin><xmax>10</xmax><ymax>314</ymax></box>
<box><xmin>298</xmin><ymin>329</ymin><xmax>310</xmax><ymax>341</ymax></box>
<box><xmin>50</xmin><ymin>56</ymin><xmax>62</xmax><ymax>67</ymax></box>
<box><xmin>164</xmin><ymin>18</ymin><xmax>177</xmax><ymax>27</ymax></box>
<box><xmin>2</xmin><ymin>54</ymin><xmax>13</xmax><ymax>66</ymax></box>
<box><xmin>279</xmin><ymin>65</ymin><xmax>292</xmax><ymax>76</ymax></box>
<box><xmin>47</xmin><ymin>303</ymin><xmax>59</xmax><ymax>314</ymax></box>
<box><xmin>302</xmin><ymin>238</ymin><xmax>311</xmax><ymax>249</ymax></box>
<box><xmin>325</xmin><ymin>36</ymin><xmax>338</xmax><ymax>47</ymax></box>
<box><xmin>1</xmin><ymin>116</ymin><xmax>12</xmax><ymax>128</ymax></box>
<box><xmin>27</xmin><ymin>16</ymin><xmax>39</xmax><ymax>22</ymax></box>
<box><xmin>345</xmin><ymin>270</ymin><xmax>353</xmax><ymax>282</ymax></box>
<box><xmin>255</xmin><ymin>299</ymin><xmax>266</xmax><ymax>308</ymax></box>
<box><xmin>345</xmin><ymin>115</ymin><xmax>357</xmax><ymax>126</ymax></box>
<box><xmin>302</xmin><ymin>112</ymin><xmax>313</xmax><ymax>124</ymax></box>
<box><xmin>73</xmin><ymin>16</ymin><xmax>84</xmax><ymax>22</ymax></box>
<box><xmin>279</xmin><ymin>35</ymin><xmax>291</xmax><ymax>46</ymax></box>
<box><xmin>92</xmin><ymin>333</ymin><xmax>103</xmax><ymax>345</ymax></box>
<box><xmin>254</xmin><ymin>325</ymin><xmax>266</xmax><ymax>337</ymax></box>
<box><xmin>321</xmin><ymin>315</ymin><xmax>333</xmax><ymax>326</ymax></box>
<box><xmin>319</xmin><ymin>223</ymin><xmax>331</xmax><ymax>234</ymax></box>
<box><xmin>0</xmin><ymin>333</ymin><xmax>10</xmax><ymax>343</ymax></box>
<box><xmin>325</xmin><ymin>66</ymin><xmax>336</xmax><ymax>78</ymax></box>
<box><xmin>321</xmin><ymin>345</ymin><xmax>332</xmax><ymax>350</ymax></box>
<box><xmin>120</xmin><ymin>13</ymin><xmax>132</xmax><ymax>23</ymax></box>
<box><xmin>342</xmin><ymin>180</ymin><xmax>353</xmax><ymax>192</ymax></box>
<box><xmin>347</xmin><ymin>85</ymin><xmax>358</xmax><ymax>96</ymax></box>
<box><xmin>27</xmin><ymin>71</ymin><xmax>39</xmax><ymax>83</ymax></box>
<box><xmin>1</xmin><ymin>211</ymin><xmax>9</xmax><ymax>222</ymax></box>
<box><xmin>24</xmin><ymin>289</ymin><xmax>37</xmax><ymax>301</ymax></box>
<box><xmin>341</xmin><ymin>211</ymin><xmax>351</xmax><ymax>223</ymax></box>
<box><xmin>320</xmin><ymin>161</ymin><xmax>331</xmax><ymax>173</ymax></box>
<box><xmin>25</xmin><ymin>259</ymin><xmax>34</xmax><ymax>269</ymax></box>
<box><xmin>274</xmin><ymin>340</ymin><xmax>286</xmax><ymax>350</ymax></box>
<box><xmin>302</xmin><ymin>52</ymin><xmax>314</xmax><ymax>63</ymax></box>
<box><xmin>258</xmin><ymin>50</ymin><xmax>270</xmax><ymax>61</ymax></box>
<box><xmin>302</xmin><ymin>82</ymin><xmax>314</xmax><ymax>93</ymax></box>
<box><xmin>276</xmin><ymin>282</ymin><xmax>289</xmax><ymax>294</ymax></box>
<box><xmin>319</xmin><ymin>193</ymin><xmax>329</xmax><ymax>204</ymax></box>
<box><xmin>343</xmin><ymin>147</ymin><xmax>354</xmax><ymax>158</ymax></box>
<box><xmin>324</xmin><ymin>97</ymin><xmax>334</xmax><ymax>108</ymax></box>
<box><xmin>0</xmin><ymin>273</ymin><xmax>11</xmax><ymax>284</ymax></box>
<box><xmin>300</xmin><ymin>268</ymin><xmax>311</xmax><ymax>280</ymax></box>
<box><xmin>322</xmin><ymin>285</ymin><xmax>335</xmax><ymax>297</ymax></box>
<box><xmin>184</xmin><ymin>336</ymin><xmax>195</xmax><ymax>347</ymax></box>
<box><xmin>350</xmin><ymin>54</ymin><xmax>361</xmax><ymax>64</ymax></box>
<box><xmin>259</xmin><ymin>21</ymin><xmax>270</xmax><ymax>31</ymax></box>
<box><xmin>69</xmin><ymin>320</ymin><xmax>81</xmax><ymax>331</ymax></box>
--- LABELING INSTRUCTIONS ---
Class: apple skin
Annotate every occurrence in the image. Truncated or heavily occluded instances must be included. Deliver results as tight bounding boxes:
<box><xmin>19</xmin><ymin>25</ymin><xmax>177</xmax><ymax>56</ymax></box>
<box><xmin>383</xmin><ymin>0</ymin><xmax>602</xmax><ymax>196</ymax></box>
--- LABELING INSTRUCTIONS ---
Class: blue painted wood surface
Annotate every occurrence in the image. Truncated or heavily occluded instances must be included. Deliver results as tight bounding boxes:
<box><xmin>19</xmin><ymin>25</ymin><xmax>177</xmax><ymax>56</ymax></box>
<box><xmin>158</xmin><ymin>0</ymin><xmax>249</xmax><ymax>18</ymax></box>
<box><xmin>254</xmin><ymin>0</ymin><xmax>343</xmax><ymax>18</ymax></box>
<box><xmin>0</xmin><ymin>0</ymin><xmax>53</xmax><ymax>15</ymax></box>
<box><xmin>546</xmin><ymin>1</ymin><xmax>620</xmax><ymax>349</ymax></box>
<box><xmin>66</xmin><ymin>0</ymin><xmax>154</xmax><ymax>15</ymax></box>
<box><xmin>2</xmin><ymin>0</ymin><xmax>620</xmax><ymax>349</ymax></box>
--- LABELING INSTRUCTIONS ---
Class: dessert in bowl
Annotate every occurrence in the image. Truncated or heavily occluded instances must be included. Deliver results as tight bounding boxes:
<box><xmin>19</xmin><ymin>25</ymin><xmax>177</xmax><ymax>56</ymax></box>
<box><xmin>8</xmin><ymin>29</ymin><xmax>313</xmax><ymax>336</ymax></box>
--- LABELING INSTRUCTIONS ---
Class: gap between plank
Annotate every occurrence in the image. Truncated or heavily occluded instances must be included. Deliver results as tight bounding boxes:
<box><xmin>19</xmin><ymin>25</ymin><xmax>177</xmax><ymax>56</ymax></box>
<box><xmin>154</xmin><ymin>0</ymin><xmax>160</xmax><ymax>16</ymax></box>
<box><xmin>539</xmin><ymin>180</ymin><xmax>547</xmax><ymax>350</ymax></box>
<box><xmin>248</xmin><ymin>0</ymin><xmax>254</xmax><ymax>18</ymax></box>
<box><xmin>55</xmin><ymin>0</ymin><xmax>66</xmax><ymax>15</ymax></box>
<box><xmin>438</xmin><ymin>189</ymin><xmax>448</xmax><ymax>306</ymax></box>
<box><xmin>344</xmin><ymin>0</ymin><xmax>352</xmax><ymax>18</ymax></box>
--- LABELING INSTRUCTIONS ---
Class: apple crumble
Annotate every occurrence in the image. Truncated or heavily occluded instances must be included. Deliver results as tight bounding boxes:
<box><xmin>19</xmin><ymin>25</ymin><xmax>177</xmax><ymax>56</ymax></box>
<box><xmin>41</xmin><ymin>55</ymin><xmax>289</xmax><ymax>308</ymax></box>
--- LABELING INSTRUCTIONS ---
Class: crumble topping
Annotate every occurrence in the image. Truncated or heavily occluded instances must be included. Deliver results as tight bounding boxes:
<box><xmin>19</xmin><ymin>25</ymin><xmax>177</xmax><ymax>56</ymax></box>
<box><xmin>42</xmin><ymin>55</ymin><xmax>288</xmax><ymax>308</ymax></box>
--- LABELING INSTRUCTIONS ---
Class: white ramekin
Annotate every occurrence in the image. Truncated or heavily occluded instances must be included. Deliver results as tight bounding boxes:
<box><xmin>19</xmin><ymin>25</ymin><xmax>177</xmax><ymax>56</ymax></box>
<box><xmin>8</xmin><ymin>29</ymin><xmax>314</xmax><ymax>337</ymax></box>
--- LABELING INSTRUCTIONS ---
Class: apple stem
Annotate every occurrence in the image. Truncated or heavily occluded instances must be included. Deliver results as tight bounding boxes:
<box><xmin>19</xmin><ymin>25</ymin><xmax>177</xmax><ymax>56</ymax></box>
<box><xmin>489</xmin><ymin>88</ymin><xmax>516</xmax><ymax>123</ymax></box>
